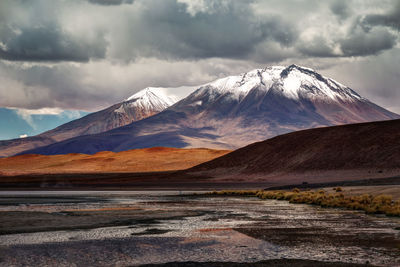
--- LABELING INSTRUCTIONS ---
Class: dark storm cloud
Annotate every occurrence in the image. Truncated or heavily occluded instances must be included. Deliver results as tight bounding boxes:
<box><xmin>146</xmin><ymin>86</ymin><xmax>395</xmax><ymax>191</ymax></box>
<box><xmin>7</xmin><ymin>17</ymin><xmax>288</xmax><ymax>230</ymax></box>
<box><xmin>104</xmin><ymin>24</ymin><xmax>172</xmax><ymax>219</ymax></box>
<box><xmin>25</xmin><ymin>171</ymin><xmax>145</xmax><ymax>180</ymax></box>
<box><xmin>330</xmin><ymin>0</ymin><xmax>352</xmax><ymax>20</ymax></box>
<box><xmin>340</xmin><ymin>27</ymin><xmax>397</xmax><ymax>56</ymax></box>
<box><xmin>88</xmin><ymin>0</ymin><xmax>134</xmax><ymax>5</ymax></box>
<box><xmin>0</xmin><ymin>0</ymin><xmax>298</xmax><ymax>62</ymax></box>
<box><xmin>0</xmin><ymin>0</ymin><xmax>108</xmax><ymax>62</ymax></box>
<box><xmin>0</xmin><ymin>0</ymin><xmax>400</xmax><ymax>114</ymax></box>
<box><xmin>362</xmin><ymin>1</ymin><xmax>400</xmax><ymax>30</ymax></box>
<box><xmin>0</xmin><ymin>0</ymin><xmax>399</xmax><ymax>63</ymax></box>
<box><xmin>108</xmin><ymin>0</ymin><xmax>298</xmax><ymax>61</ymax></box>
<box><xmin>0</xmin><ymin>25</ymin><xmax>107</xmax><ymax>62</ymax></box>
<box><xmin>297</xmin><ymin>3</ymin><xmax>399</xmax><ymax>59</ymax></box>
<box><xmin>298</xmin><ymin>27</ymin><xmax>397</xmax><ymax>58</ymax></box>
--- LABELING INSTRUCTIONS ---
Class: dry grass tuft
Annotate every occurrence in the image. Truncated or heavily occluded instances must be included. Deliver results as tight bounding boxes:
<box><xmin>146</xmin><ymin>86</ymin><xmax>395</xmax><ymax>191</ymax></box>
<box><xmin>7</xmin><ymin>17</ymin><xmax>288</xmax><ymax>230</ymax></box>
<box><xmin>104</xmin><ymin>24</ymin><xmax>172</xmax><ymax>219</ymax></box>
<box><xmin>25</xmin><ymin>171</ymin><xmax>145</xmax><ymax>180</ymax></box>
<box><xmin>207</xmin><ymin>189</ymin><xmax>400</xmax><ymax>217</ymax></box>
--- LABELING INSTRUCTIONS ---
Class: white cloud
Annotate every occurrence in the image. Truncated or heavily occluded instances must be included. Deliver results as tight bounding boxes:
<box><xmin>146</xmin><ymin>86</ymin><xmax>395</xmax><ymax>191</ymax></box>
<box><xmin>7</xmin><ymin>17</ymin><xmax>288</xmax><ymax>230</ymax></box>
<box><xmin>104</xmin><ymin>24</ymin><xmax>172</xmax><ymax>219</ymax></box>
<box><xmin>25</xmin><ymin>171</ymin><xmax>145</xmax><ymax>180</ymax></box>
<box><xmin>14</xmin><ymin>107</ymin><xmax>64</xmax><ymax>115</ymax></box>
<box><xmin>12</xmin><ymin>107</ymin><xmax>63</xmax><ymax>129</ymax></box>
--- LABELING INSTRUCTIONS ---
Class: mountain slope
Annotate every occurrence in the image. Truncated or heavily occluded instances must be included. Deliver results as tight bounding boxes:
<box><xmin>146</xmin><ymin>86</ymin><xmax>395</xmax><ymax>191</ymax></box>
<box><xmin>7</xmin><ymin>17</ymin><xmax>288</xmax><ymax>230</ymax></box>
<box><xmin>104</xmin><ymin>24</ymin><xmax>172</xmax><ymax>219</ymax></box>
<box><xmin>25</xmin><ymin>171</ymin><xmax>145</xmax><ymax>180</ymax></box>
<box><xmin>22</xmin><ymin>65</ymin><xmax>399</xmax><ymax>156</ymax></box>
<box><xmin>41</xmin><ymin>87</ymin><xmax>178</xmax><ymax>141</ymax></box>
<box><xmin>185</xmin><ymin>119</ymin><xmax>400</xmax><ymax>184</ymax></box>
<box><xmin>0</xmin><ymin>87</ymin><xmax>179</xmax><ymax>157</ymax></box>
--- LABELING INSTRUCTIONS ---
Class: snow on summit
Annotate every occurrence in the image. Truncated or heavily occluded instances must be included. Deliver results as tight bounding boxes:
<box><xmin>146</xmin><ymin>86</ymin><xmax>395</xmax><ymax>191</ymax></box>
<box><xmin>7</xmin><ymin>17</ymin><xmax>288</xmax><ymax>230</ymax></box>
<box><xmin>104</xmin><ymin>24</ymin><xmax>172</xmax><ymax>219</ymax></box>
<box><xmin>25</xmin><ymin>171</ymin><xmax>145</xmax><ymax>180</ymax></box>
<box><xmin>198</xmin><ymin>64</ymin><xmax>363</xmax><ymax>102</ymax></box>
<box><xmin>123</xmin><ymin>64</ymin><xmax>364</xmax><ymax>114</ymax></box>
<box><xmin>125</xmin><ymin>87</ymin><xmax>179</xmax><ymax>112</ymax></box>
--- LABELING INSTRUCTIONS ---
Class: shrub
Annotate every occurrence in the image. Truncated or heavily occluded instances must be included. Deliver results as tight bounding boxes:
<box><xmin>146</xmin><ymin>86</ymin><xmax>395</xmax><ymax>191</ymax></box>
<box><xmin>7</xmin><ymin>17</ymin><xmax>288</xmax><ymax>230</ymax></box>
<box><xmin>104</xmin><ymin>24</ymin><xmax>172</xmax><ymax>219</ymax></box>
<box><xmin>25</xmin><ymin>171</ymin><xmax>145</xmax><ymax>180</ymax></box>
<box><xmin>206</xmin><ymin>189</ymin><xmax>399</xmax><ymax>217</ymax></box>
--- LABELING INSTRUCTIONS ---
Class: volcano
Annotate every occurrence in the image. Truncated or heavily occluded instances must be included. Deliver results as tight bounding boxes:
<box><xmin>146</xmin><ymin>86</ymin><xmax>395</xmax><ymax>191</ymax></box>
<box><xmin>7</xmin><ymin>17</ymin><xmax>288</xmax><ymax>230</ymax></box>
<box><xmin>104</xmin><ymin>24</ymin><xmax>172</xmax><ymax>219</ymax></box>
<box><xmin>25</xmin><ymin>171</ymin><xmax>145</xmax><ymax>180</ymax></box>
<box><xmin>17</xmin><ymin>64</ymin><xmax>399</xmax><ymax>156</ymax></box>
<box><xmin>0</xmin><ymin>87</ymin><xmax>180</xmax><ymax>157</ymax></box>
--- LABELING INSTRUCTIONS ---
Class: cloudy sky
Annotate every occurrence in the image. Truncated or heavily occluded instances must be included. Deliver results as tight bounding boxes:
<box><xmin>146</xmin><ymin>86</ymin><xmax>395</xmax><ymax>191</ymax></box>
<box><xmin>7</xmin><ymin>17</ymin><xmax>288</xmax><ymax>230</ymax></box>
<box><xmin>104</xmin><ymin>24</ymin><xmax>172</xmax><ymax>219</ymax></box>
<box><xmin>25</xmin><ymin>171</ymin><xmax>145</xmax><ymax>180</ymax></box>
<box><xmin>0</xmin><ymin>0</ymin><xmax>399</xmax><ymax>114</ymax></box>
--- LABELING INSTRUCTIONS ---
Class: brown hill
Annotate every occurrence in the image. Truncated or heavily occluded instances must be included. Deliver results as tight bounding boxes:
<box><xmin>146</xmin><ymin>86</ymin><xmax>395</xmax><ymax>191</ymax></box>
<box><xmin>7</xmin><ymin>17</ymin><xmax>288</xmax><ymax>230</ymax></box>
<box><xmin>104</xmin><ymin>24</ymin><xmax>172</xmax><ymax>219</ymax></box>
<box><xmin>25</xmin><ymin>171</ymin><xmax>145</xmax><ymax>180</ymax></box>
<box><xmin>0</xmin><ymin>147</ymin><xmax>230</xmax><ymax>176</ymax></box>
<box><xmin>185</xmin><ymin>119</ymin><xmax>400</xmax><ymax>185</ymax></box>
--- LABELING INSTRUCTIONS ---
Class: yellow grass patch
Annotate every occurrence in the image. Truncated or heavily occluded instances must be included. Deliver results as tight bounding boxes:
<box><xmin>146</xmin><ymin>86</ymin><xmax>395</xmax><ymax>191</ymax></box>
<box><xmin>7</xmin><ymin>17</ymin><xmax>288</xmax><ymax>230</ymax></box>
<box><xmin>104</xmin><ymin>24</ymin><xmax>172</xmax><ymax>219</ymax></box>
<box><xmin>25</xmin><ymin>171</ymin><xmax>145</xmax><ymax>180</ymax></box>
<box><xmin>207</xmin><ymin>189</ymin><xmax>400</xmax><ymax>217</ymax></box>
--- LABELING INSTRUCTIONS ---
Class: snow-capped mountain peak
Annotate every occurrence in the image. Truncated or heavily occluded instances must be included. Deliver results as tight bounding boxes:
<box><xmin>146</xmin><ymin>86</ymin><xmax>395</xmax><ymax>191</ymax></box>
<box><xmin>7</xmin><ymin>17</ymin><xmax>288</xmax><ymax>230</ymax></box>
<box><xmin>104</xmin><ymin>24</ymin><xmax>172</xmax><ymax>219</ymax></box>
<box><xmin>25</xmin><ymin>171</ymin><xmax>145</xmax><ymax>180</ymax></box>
<box><xmin>277</xmin><ymin>64</ymin><xmax>363</xmax><ymax>101</ymax></box>
<box><xmin>193</xmin><ymin>65</ymin><xmax>363</xmax><ymax>103</ymax></box>
<box><xmin>124</xmin><ymin>87</ymin><xmax>179</xmax><ymax>112</ymax></box>
<box><xmin>126</xmin><ymin>87</ymin><xmax>178</xmax><ymax>105</ymax></box>
<box><xmin>203</xmin><ymin>66</ymin><xmax>284</xmax><ymax>98</ymax></box>
<box><xmin>11</xmin><ymin>64</ymin><xmax>399</xmax><ymax>157</ymax></box>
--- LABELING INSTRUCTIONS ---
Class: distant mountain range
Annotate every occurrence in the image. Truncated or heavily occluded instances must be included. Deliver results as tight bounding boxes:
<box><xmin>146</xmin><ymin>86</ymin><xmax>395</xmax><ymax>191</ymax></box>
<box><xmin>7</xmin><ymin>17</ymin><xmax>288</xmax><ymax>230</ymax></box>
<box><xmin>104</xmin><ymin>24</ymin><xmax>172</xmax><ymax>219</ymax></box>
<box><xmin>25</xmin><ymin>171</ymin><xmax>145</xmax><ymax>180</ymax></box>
<box><xmin>184</xmin><ymin>119</ymin><xmax>400</xmax><ymax>185</ymax></box>
<box><xmin>1</xmin><ymin>64</ymin><xmax>399</xmax><ymax>157</ymax></box>
<box><xmin>0</xmin><ymin>87</ymin><xmax>181</xmax><ymax>157</ymax></box>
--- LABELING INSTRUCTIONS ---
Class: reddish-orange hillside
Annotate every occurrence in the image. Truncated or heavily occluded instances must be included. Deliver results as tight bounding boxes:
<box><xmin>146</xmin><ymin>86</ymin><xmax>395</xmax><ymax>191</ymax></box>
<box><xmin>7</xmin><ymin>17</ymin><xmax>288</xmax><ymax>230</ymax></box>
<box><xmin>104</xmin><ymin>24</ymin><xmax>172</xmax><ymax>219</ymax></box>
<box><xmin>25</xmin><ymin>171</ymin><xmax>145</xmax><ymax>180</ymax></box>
<box><xmin>0</xmin><ymin>147</ymin><xmax>230</xmax><ymax>175</ymax></box>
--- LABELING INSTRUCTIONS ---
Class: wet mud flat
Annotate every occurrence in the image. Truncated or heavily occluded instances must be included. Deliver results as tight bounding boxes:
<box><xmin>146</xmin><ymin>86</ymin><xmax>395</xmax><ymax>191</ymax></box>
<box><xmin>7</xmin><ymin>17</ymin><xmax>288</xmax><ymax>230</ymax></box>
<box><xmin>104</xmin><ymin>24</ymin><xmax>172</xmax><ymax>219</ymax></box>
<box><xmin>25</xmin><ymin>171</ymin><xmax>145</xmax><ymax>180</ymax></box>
<box><xmin>0</xmin><ymin>192</ymin><xmax>399</xmax><ymax>266</ymax></box>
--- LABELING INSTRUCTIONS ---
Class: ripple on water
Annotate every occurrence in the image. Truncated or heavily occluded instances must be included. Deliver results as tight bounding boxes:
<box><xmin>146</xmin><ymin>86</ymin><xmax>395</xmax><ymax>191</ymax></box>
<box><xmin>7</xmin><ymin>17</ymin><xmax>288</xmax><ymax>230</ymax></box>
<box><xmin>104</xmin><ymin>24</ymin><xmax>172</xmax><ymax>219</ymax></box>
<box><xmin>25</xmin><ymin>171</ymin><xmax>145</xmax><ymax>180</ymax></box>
<box><xmin>0</xmin><ymin>193</ymin><xmax>399</xmax><ymax>266</ymax></box>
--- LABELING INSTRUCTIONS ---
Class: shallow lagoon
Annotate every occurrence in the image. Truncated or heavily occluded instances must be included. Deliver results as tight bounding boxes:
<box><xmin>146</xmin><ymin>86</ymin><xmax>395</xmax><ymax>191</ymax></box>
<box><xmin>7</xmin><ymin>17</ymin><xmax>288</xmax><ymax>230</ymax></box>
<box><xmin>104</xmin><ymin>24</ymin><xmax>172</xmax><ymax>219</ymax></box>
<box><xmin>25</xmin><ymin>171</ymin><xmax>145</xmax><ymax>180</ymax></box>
<box><xmin>0</xmin><ymin>191</ymin><xmax>399</xmax><ymax>266</ymax></box>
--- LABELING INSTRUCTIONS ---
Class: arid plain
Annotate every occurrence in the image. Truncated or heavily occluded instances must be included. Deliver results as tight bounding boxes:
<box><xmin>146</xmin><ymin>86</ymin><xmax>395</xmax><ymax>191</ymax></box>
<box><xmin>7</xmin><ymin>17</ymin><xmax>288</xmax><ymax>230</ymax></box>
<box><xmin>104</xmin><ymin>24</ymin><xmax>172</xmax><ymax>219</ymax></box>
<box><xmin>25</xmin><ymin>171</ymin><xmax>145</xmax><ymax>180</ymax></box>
<box><xmin>0</xmin><ymin>147</ymin><xmax>229</xmax><ymax>175</ymax></box>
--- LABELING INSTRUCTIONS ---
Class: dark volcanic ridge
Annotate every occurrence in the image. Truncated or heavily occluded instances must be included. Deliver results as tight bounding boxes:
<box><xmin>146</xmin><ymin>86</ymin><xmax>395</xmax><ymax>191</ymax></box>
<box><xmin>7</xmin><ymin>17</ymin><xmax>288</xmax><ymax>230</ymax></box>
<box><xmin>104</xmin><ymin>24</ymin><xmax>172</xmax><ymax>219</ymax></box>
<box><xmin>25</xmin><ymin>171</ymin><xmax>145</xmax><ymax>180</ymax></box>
<box><xmin>184</xmin><ymin>119</ymin><xmax>400</xmax><ymax>183</ymax></box>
